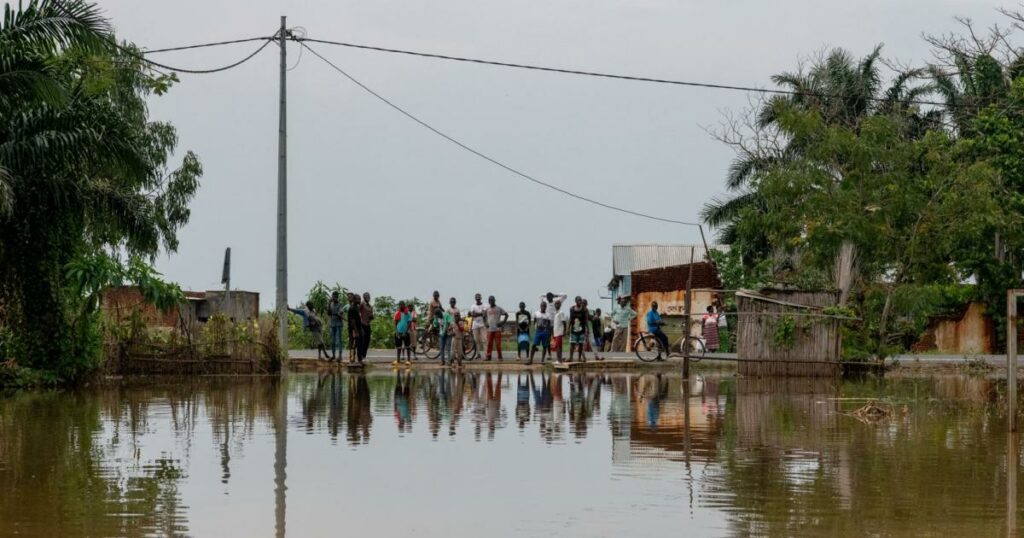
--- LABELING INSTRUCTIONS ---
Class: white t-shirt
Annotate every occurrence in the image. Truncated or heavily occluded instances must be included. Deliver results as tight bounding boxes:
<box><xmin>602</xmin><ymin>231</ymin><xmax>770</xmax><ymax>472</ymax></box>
<box><xmin>552</xmin><ymin>309</ymin><xmax>567</xmax><ymax>336</ymax></box>
<box><xmin>534</xmin><ymin>310</ymin><xmax>554</xmax><ymax>332</ymax></box>
<box><xmin>469</xmin><ymin>303</ymin><xmax>487</xmax><ymax>330</ymax></box>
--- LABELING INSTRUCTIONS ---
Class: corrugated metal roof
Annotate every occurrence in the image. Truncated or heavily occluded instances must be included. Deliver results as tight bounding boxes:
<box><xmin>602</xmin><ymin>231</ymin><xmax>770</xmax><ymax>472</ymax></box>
<box><xmin>612</xmin><ymin>244</ymin><xmax>727</xmax><ymax>276</ymax></box>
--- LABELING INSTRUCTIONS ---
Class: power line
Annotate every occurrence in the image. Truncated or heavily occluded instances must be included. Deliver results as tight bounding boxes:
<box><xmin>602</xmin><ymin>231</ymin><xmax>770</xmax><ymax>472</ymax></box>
<box><xmin>117</xmin><ymin>36</ymin><xmax>275</xmax><ymax>74</ymax></box>
<box><xmin>295</xmin><ymin>37</ymin><xmax>958</xmax><ymax>108</ymax></box>
<box><xmin>141</xmin><ymin>36</ymin><xmax>275</xmax><ymax>54</ymax></box>
<box><xmin>300</xmin><ymin>42</ymin><xmax>701</xmax><ymax>227</ymax></box>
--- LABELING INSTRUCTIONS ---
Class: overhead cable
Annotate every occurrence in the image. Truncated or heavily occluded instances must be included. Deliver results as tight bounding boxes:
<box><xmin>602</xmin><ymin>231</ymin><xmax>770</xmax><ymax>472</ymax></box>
<box><xmin>118</xmin><ymin>36</ymin><xmax>275</xmax><ymax>74</ymax></box>
<box><xmin>141</xmin><ymin>36</ymin><xmax>275</xmax><ymax>54</ymax></box>
<box><xmin>300</xmin><ymin>42</ymin><xmax>700</xmax><ymax>227</ymax></box>
<box><xmin>294</xmin><ymin>37</ymin><xmax>955</xmax><ymax>108</ymax></box>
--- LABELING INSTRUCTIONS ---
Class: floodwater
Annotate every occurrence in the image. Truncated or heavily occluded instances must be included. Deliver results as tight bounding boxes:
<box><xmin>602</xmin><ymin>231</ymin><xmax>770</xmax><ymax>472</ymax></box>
<box><xmin>0</xmin><ymin>371</ymin><xmax>1020</xmax><ymax>537</ymax></box>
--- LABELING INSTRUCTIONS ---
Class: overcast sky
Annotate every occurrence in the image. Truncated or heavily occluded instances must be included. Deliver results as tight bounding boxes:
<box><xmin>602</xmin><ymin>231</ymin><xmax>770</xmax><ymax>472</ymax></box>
<box><xmin>101</xmin><ymin>0</ymin><xmax>1005</xmax><ymax>311</ymax></box>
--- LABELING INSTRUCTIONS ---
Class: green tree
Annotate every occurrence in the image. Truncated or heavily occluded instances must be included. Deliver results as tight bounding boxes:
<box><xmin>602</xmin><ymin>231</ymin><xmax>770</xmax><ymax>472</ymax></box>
<box><xmin>0</xmin><ymin>1</ymin><xmax>200</xmax><ymax>380</ymax></box>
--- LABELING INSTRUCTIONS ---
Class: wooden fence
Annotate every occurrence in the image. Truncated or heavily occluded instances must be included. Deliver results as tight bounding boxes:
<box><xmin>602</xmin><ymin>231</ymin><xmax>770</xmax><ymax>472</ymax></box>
<box><xmin>736</xmin><ymin>289</ymin><xmax>840</xmax><ymax>377</ymax></box>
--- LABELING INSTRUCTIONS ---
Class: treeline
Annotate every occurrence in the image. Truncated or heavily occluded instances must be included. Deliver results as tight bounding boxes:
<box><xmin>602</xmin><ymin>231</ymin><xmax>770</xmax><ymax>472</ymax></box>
<box><xmin>0</xmin><ymin>1</ymin><xmax>200</xmax><ymax>384</ymax></box>
<box><xmin>704</xmin><ymin>11</ymin><xmax>1024</xmax><ymax>358</ymax></box>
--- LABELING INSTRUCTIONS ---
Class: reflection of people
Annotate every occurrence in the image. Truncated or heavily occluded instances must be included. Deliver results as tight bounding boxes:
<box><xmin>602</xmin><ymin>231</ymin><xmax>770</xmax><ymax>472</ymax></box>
<box><xmin>516</xmin><ymin>373</ymin><xmax>531</xmax><ymax>429</ymax></box>
<box><xmin>346</xmin><ymin>375</ymin><xmax>372</xmax><ymax>444</ymax></box>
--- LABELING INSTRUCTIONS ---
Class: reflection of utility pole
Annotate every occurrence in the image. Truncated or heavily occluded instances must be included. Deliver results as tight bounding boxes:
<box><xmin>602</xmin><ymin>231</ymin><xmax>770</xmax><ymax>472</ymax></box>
<box><xmin>683</xmin><ymin>376</ymin><xmax>693</xmax><ymax>514</ymax></box>
<box><xmin>274</xmin><ymin>375</ymin><xmax>288</xmax><ymax>538</ymax></box>
<box><xmin>1010</xmin><ymin>432</ymin><xmax>1019</xmax><ymax>538</ymax></box>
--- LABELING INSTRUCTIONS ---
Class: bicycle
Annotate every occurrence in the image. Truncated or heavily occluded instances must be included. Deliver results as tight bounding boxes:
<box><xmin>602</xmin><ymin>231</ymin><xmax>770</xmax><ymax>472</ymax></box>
<box><xmin>414</xmin><ymin>327</ymin><xmax>441</xmax><ymax>360</ymax></box>
<box><xmin>633</xmin><ymin>324</ymin><xmax>705</xmax><ymax>362</ymax></box>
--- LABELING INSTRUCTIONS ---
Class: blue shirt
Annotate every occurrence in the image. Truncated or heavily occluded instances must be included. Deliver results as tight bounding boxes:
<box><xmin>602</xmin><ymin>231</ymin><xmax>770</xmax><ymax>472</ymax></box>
<box><xmin>646</xmin><ymin>310</ymin><xmax>663</xmax><ymax>333</ymax></box>
<box><xmin>396</xmin><ymin>311</ymin><xmax>411</xmax><ymax>334</ymax></box>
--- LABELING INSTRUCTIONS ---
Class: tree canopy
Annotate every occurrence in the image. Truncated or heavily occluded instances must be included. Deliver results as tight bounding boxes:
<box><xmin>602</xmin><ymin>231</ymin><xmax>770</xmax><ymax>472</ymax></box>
<box><xmin>0</xmin><ymin>0</ymin><xmax>200</xmax><ymax>381</ymax></box>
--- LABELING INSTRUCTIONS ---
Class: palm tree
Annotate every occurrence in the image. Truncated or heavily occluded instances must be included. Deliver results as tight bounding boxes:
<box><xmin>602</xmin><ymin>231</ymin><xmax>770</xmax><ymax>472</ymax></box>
<box><xmin>702</xmin><ymin>46</ymin><xmax>936</xmax><ymax>303</ymax></box>
<box><xmin>0</xmin><ymin>1</ymin><xmax>201</xmax><ymax>378</ymax></box>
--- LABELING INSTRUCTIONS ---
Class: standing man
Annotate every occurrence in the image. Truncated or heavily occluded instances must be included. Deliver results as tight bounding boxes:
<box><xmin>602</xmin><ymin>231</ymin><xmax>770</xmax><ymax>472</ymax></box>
<box><xmin>568</xmin><ymin>296</ymin><xmax>589</xmax><ymax>363</ymax></box>
<box><xmin>359</xmin><ymin>292</ymin><xmax>374</xmax><ymax>362</ymax></box>
<box><xmin>469</xmin><ymin>293</ymin><xmax>488</xmax><ymax>358</ymax></box>
<box><xmin>448</xmin><ymin>297</ymin><xmax>464</xmax><ymax>368</ymax></box>
<box><xmin>551</xmin><ymin>299</ymin><xmax>567</xmax><ymax>363</ymax></box>
<box><xmin>514</xmin><ymin>302</ymin><xmax>532</xmax><ymax>361</ymax></box>
<box><xmin>426</xmin><ymin>290</ymin><xmax>443</xmax><ymax>329</ymax></box>
<box><xmin>327</xmin><ymin>291</ymin><xmax>345</xmax><ymax>361</ymax></box>
<box><xmin>590</xmin><ymin>307</ymin><xmax>605</xmax><ymax>361</ymax></box>
<box><xmin>289</xmin><ymin>301</ymin><xmax>328</xmax><ymax>360</ymax></box>
<box><xmin>483</xmin><ymin>295</ymin><xmax>508</xmax><ymax>361</ymax></box>
<box><xmin>539</xmin><ymin>292</ymin><xmax>568</xmax><ymax>310</ymax></box>
<box><xmin>438</xmin><ymin>302</ymin><xmax>454</xmax><ymax>366</ymax></box>
<box><xmin>347</xmin><ymin>293</ymin><xmax>363</xmax><ymax>363</ymax></box>
<box><xmin>529</xmin><ymin>301</ymin><xmax>553</xmax><ymax>365</ymax></box>
<box><xmin>393</xmin><ymin>301</ymin><xmax>414</xmax><ymax>364</ymax></box>
<box><xmin>611</xmin><ymin>297</ymin><xmax>637</xmax><ymax>352</ymax></box>
<box><xmin>646</xmin><ymin>301</ymin><xmax>668</xmax><ymax>360</ymax></box>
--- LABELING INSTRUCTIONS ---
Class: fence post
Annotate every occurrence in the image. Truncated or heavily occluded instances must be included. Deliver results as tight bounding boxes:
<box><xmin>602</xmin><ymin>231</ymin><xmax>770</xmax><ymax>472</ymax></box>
<box><xmin>1009</xmin><ymin>290</ymin><xmax>1019</xmax><ymax>433</ymax></box>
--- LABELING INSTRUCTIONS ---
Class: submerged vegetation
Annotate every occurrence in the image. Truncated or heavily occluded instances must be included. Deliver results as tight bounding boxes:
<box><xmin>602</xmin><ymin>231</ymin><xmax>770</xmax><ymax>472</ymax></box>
<box><xmin>0</xmin><ymin>1</ymin><xmax>201</xmax><ymax>384</ymax></box>
<box><xmin>705</xmin><ymin>11</ymin><xmax>1024</xmax><ymax>359</ymax></box>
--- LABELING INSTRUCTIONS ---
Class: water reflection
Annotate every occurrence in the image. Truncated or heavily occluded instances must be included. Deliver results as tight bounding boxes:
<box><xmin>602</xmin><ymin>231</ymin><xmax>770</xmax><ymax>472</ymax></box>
<box><xmin>0</xmin><ymin>372</ymin><xmax>1021</xmax><ymax>537</ymax></box>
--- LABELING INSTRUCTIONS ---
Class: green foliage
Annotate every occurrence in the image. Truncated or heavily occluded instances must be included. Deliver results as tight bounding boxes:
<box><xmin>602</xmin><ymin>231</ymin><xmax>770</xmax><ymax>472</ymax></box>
<box><xmin>0</xmin><ymin>1</ymin><xmax>201</xmax><ymax>382</ymax></box>
<box><xmin>704</xmin><ymin>33</ymin><xmax>1024</xmax><ymax>357</ymax></box>
<box><xmin>771</xmin><ymin>315</ymin><xmax>797</xmax><ymax>349</ymax></box>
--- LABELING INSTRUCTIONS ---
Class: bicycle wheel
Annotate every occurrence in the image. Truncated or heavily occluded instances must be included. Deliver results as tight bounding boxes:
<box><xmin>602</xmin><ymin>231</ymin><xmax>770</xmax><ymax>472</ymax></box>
<box><xmin>634</xmin><ymin>335</ymin><xmax>662</xmax><ymax>362</ymax></box>
<box><xmin>462</xmin><ymin>335</ymin><xmax>477</xmax><ymax>361</ymax></box>
<box><xmin>684</xmin><ymin>337</ymin><xmax>705</xmax><ymax>362</ymax></box>
<box><xmin>422</xmin><ymin>332</ymin><xmax>441</xmax><ymax>360</ymax></box>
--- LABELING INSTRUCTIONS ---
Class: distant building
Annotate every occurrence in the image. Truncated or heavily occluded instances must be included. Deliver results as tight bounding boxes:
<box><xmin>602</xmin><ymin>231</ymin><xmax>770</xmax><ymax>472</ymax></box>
<box><xmin>102</xmin><ymin>286</ymin><xmax>259</xmax><ymax>330</ymax></box>
<box><xmin>608</xmin><ymin>244</ymin><xmax>725</xmax><ymax>350</ymax></box>
<box><xmin>607</xmin><ymin>244</ymin><xmax>724</xmax><ymax>304</ymax></box>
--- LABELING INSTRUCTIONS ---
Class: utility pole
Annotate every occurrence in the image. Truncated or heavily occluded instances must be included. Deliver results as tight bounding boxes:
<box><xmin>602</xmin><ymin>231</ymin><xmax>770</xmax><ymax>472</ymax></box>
<box><xmin>276</xmin><ymin>16</ymin><xmax>289</xmax><ymax>354</ymax></box>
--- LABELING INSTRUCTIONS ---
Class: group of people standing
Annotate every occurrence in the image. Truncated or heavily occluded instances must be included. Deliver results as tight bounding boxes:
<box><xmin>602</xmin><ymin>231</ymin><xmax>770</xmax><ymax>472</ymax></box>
<box><xmin>293</xmin><ymin>288</ymin><xmax>728</xmax><ymax>366</ymax></box>
<box><xmin>291</xmin><ymin>291</ymin><xmax>377</xmax><ymax>363</ymax></box>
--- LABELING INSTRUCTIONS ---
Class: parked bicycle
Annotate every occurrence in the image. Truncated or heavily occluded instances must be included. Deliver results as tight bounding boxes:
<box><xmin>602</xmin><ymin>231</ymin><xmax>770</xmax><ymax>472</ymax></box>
<box><xmin>633</xmin><ymin>324</ymin><xmax>705</xmax><ymax>362</ymax></box>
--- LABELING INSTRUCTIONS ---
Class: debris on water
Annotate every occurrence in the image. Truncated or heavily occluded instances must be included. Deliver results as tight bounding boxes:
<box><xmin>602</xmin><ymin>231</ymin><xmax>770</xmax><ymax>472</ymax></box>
<box><xmin>848</xmin><ymin>401</ymin><xmax>893</xmax><ymax>422</ymax></box>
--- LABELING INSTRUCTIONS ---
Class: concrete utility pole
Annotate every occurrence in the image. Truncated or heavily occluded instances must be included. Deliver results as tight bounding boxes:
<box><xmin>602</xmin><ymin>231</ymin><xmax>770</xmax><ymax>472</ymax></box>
<box><xmin>276</xmin><ymin>16</ymin><xmax>289</xmax><ymax>352</ymax></box>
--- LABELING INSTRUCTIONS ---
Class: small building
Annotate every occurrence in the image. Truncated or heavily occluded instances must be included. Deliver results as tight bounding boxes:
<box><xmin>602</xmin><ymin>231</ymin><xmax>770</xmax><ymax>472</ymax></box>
<box><xmin>102</xmin><ymin>286</ymin><xmax>260</xmax><ymax>330</ymax></box>
<box><xmin>629</xmin><ymin>262</ymin><xmax>723</xmax><ymax>351</ymax></box>
<box><xmin>736</xmin><ymin>289</ymin><xmax>840</xmax><ymax>377</ymax></box>
<box><xmin>608</xmin><ymin>244</ymin><xmax>724</xmax><ymax>304</ymax></box>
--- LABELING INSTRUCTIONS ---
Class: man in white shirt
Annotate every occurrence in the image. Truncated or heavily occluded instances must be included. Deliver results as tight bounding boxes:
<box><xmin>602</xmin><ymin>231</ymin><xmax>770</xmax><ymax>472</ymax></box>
<box><xmin>551</xmin><ymin>299</ymin><xmax>567</xmax><ymax>363</ymax></box>
<box><xmin>468</xmin><ymin>293</ymin><xmax>488</xmax><ymax>358</ymax></box>
<box><xmin>528</xmin><ymin>301</ymin><xmax>554</xmax><ymax>365</ymax></box>
<box><xmin>539</xmin><ymin>292</ymin><xmax>567</xmax><ymax>309</ymax></box>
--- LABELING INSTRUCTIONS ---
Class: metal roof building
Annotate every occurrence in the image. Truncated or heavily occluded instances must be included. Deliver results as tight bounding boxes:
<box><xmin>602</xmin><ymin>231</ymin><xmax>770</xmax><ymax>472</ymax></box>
<box><xmin>608</xmin><ymin>244</ymin><xmax>727</xmax><ymax>302</ymax></box>
<box><xmin>611</xmin><ymin>244</ymin><xmax>722</xmax><ymax>277</ymax></box>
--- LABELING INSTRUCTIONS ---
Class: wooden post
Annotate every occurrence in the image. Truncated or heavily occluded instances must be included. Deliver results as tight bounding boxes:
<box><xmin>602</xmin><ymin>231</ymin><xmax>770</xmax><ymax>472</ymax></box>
<box><xmin>683</xmin><ymin>247</ymin><xmax>695</xmax><ymax>379</ymax></box>
<box><xmin>1009</xmin><ymin>290</ymin><xmax>1020</xmax><ymax>433</ymax></box>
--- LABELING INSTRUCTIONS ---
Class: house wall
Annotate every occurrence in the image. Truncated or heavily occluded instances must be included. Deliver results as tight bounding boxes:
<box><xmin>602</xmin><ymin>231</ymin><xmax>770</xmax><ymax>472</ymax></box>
<box><xmin>632</xmin><ymin>290</ymin><xmax>717</xmax><ymax>346</ymax></box>
<box><xmin>197</xmin><ymin>291</ymin><xmax>259</xmax><ymax>322</ymax></box>
<box><xmin>932</xmin><ymin>302</ymin><xmax>994</xmax><ymax>354</ymax></box>
<box><xmin>101</xmin><ymin>286</ymin><xmax>185</xmax><ymax>328</ymax></box>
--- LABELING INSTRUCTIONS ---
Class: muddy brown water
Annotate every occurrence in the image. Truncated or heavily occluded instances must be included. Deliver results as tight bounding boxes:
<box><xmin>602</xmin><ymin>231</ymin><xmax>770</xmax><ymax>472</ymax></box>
<box><xmin>0</xmin><ymin>371</ymin><xmax>1020</xmax><ymax>537</ymax></box>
